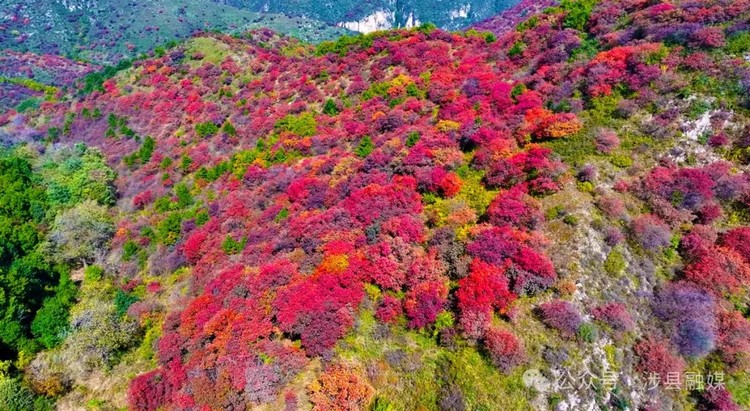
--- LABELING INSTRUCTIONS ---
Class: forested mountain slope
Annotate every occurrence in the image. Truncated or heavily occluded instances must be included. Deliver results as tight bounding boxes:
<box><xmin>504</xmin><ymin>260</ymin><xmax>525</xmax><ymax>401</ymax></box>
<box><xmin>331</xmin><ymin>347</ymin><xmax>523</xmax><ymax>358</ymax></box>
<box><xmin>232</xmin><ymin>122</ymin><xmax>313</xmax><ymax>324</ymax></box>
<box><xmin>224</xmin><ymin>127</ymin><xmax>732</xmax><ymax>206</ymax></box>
<box><xmin>0</xmin><ymin>0</ymin><xmax>349</xmax><ymax>64</ymax></box>
<box><xmin>1</xmin><ymin>0</ymin><xmax>750</xmax><ymax>410</ymax></box>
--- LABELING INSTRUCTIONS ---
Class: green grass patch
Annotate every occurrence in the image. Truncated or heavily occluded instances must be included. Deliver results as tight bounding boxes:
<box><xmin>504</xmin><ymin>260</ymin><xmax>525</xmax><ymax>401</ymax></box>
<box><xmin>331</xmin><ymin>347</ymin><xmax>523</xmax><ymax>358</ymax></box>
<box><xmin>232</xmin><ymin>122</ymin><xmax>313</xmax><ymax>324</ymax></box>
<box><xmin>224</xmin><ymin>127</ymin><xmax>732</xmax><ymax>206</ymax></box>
<box><xmin>275</xmin><ymin>112</ymin><xmax>318</xmax><ymax>137</ymax></box>
<box><xmin>316</xmin><ymin>33</ymin><xmax>375</xmax><ymax>56</ymax></box>
<box><xmin>0</xmin><ymin>76</ymin><xmax>57</xmax><ymax>99</ymax></box>
<box><xmin>543</xmin><ymin>132</ymin><xmax>596</xmax><ymax>166</ymax></box>
<box><xmin>726</xmin><ymin>32</ymin><xmax>750</xmax><ymax>55</ymax></box>
<box><xmin>355</xmin><ymin>136</ymin><xmax>374</xmax><ymax>158</ymax></box>
<box><xmin>604</xmin><ymin>249</ymin><xmax>626</xmax><ymax>276</ymax></box>
<box><xmin>337</xmin><ymin>309</ymin><xmax>534</xmax><ymax>410</ymax></box>
<box><xmin>455</xmin><ymin>163</ymin><xmax>498</xmax><ymax>216</ymax></box>
<box><xmin>727</xmin><ymin>372</ymin><xmax>750</xmax><ymax>408</ymax></box>
<box><xmin>185</xmin><ymin>37</ymin><xmax>231</xmax><ymax>65</ymax></box>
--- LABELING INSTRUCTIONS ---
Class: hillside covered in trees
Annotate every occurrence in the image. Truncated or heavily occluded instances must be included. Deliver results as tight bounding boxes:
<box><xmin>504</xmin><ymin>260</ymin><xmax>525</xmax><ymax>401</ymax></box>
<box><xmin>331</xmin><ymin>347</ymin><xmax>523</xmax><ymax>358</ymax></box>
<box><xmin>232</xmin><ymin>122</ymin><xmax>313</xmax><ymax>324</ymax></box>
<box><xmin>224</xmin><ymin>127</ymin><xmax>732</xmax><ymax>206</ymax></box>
<box><xmin>1</xmin><ymin>0</ymin><xmax>750</xmax><ymax>410</ymax></box>
<box><xmin>0</xmin><ymin>0</ymin><xmax>351</xmax><ymax>64</ymax></box>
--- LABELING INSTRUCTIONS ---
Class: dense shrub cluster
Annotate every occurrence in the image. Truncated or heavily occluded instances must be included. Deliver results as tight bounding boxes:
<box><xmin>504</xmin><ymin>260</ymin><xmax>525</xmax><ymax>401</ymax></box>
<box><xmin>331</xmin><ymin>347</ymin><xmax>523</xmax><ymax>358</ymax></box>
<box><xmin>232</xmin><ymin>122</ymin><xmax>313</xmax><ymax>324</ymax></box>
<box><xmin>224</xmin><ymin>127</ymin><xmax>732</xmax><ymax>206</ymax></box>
<box><xmin>2</xmin><ymin>0</ymin><xmax>750</xmax><ymax>406</ymax></box>
<box><xmin>698</xmin><ymin>387</ymin><xmax>742</xmax><ymax>411</ymax></box>
<box><xmin>652</xmin><ymin>282</ymin><xmax>716</xmax><ymax>358</ymax></box>
<box><xmin>0</xmin><ymin>146</ymin><xmax>113</xmax><ymax>361</ymax></box>
<box><xmin>537</xmin><ymin>300</ymin><xmax>582</xmax><ymax>339</ymax></box>
<box><xmin>631</xmin><ymin>163</ymin><xmax>750</xmax><ymax>226</ymax></box>
<box><xmin>590</xmin><ymin>302</ymin><xmax>635</xmax><ymax>336</ymax></box>
<box><xmin>456</xmin><ymin>259</ymin><xmax>514</xmax><ymax>338</ymax></box>
<box><xmin>483</xmin><ymin>327</ymin><xmax>526</xmax><ymax>372</ymax></box>
<box><xmin>308</xmin><ymin>364</ymin><xmax>374</xmax><ymax>411</ymax></box>
<box><xmin>679</xmin><ymin>228</ymin><xmax>750</xmax><ymax>296</ymax></box>
<box><xmin>634</xmin><ymin>337</ymin><xmax>686</xmax><ymax>381</ymax></box>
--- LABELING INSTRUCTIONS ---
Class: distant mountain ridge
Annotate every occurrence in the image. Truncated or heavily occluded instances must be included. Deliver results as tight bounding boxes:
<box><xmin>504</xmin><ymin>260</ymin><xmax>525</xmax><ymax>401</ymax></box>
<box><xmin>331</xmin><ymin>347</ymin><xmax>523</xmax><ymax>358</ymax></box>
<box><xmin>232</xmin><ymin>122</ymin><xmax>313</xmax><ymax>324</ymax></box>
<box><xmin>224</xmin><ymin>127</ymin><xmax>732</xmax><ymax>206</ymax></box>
<box><xmin>0</xmin><ymin>0</ymin><xmax>351</xmax><ymax>64</ymax></box>
<box><xmin>471</xmin><ymin>0</ymin><xmax>558</xmax><ymax>35</ymax></box>
<box><xmin>0</xmin><ymin>0</ymin><xmax>525</xmax><ymax>66</ymax></box>
<box><xmin>223</xmin><ymin>0</ymin><xmax>522</xmax><ymax>32</ymax></box>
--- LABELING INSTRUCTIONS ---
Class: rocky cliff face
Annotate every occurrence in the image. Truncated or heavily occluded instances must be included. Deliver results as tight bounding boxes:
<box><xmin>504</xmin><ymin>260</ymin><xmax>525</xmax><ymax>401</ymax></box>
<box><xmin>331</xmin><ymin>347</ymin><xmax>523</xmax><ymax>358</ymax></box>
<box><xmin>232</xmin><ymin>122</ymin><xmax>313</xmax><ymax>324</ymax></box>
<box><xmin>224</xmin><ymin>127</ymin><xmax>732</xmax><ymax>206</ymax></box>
<box><xmin>223</xmin><ymin>0</ymin><xmax>523</xmax><ymax>32</ymax></box>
